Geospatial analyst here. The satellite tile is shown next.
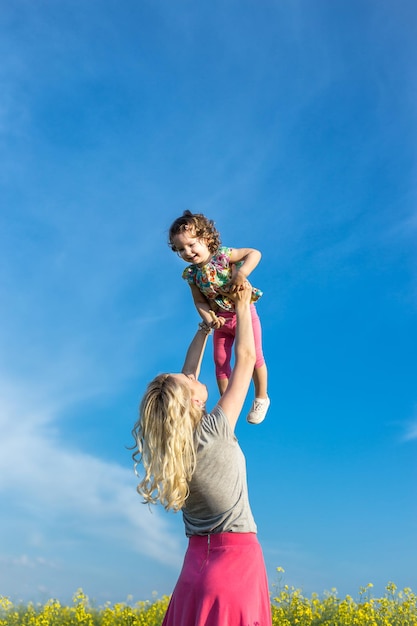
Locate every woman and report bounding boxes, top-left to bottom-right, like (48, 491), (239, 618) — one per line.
(132, 282), (272, 626)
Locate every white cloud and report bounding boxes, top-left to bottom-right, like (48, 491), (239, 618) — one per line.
(0, 555), (58, 570)
(0, 375), (183, 573)
(403, 419), (417, 442)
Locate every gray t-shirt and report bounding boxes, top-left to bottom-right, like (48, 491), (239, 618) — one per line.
(182, 405), (257, 536)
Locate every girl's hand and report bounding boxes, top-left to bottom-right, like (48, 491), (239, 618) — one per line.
(215, 316), (226, 328)
(209, 310), (226, 329)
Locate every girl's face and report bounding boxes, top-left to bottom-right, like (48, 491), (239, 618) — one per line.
(171, 231), (211, 266)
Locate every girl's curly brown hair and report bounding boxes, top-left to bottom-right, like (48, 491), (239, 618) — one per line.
(168, 210), (221, 255)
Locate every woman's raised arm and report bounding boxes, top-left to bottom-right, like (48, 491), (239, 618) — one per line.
(181, 322), (211, 379)
(217, 282), (256, 430)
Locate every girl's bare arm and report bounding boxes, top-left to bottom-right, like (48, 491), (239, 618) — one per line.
(228, 247), (262, 291)
(189, 284), (225, 329)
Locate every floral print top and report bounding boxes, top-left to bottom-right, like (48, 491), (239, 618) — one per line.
(182, 246), (263, 311)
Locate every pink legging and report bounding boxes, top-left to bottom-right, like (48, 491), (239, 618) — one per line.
(213, 304), (265, 380)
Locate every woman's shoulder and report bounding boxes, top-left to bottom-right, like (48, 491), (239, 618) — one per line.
(201, 405), (234, 439)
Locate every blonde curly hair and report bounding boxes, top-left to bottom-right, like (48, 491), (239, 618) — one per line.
(132, 374), (204, 512)
(168, 210), (221, 255)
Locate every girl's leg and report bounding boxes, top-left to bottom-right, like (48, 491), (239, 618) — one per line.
(251, 304), (267, 390)
(247, 306), (270, 424)
(213, 313), (236, 395)
(252, 363), (268, 399)
(217, 377), (229, 395)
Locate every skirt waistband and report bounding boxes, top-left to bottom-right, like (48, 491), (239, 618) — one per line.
(188, 532), (257, 548)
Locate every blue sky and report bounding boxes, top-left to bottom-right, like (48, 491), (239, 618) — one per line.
(1, 0), (416, 607)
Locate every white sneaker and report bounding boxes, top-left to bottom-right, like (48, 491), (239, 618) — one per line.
(246, 396), (270, 425)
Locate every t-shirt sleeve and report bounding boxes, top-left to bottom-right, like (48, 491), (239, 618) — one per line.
(182, 266), (196, 285)
(202, 405), (234, 441)
(218, 246), (233, 261)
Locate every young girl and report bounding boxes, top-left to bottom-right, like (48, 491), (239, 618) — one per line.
(168, 210), (270, 425)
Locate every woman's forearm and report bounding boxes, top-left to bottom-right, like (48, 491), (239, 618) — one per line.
(234, 301), (256, 363)
(181, 324), (211, 378)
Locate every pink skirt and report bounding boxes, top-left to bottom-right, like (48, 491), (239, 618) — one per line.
(162, 532), (272, 626)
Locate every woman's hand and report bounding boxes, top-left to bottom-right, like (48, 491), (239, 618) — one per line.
(226, 280), (253, 305)
(226, 265), (247, 293)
